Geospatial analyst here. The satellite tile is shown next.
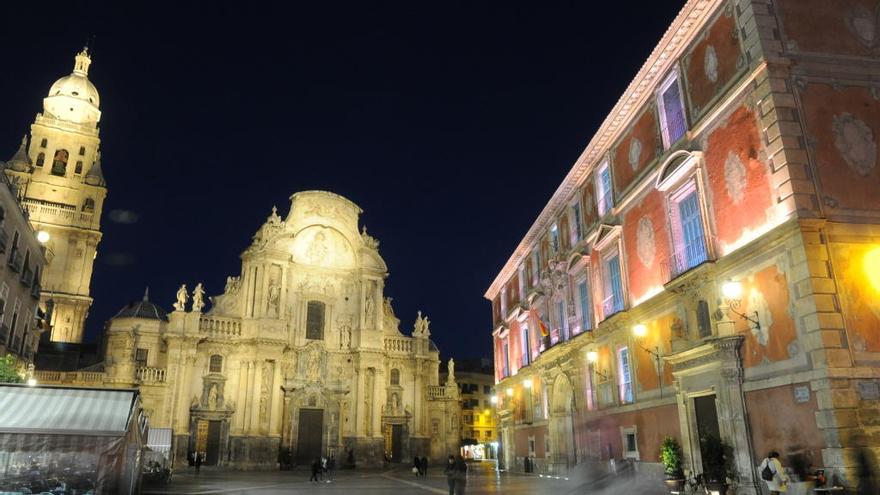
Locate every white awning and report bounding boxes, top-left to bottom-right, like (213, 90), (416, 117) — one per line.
(147, 427), (172, 449)
(0, 385), (138, 436)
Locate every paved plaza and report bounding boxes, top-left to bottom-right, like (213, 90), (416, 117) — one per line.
(143, 461), (668, 495)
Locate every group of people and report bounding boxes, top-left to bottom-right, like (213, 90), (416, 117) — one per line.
(187, 451), (206, 473)
(309, 455), (335, 483)
(412, 455), (428, 476)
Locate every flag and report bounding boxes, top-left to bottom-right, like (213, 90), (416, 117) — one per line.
(530, 309), (549, 337)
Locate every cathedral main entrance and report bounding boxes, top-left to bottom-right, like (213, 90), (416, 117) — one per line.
(296, 409), (324, 463)
(194, 420), (223, 466)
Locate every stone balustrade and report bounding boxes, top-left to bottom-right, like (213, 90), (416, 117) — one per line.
(136, 367), (167, 383)
(199, 316), (242, 337)
(426, 384), (453, 400)
(384, 336), (413, 353)
(34, 370), (105, 384)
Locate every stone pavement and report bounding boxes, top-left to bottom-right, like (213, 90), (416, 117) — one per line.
(142, 461), (669, 494)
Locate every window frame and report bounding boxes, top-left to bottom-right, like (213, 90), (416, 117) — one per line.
(575, 276), (592, 334)
(617, 346), (633, 405)
(305, 300), (326, 340)
(571, 201), (583, 244)
(550, 223), (560, 253)
(656, 70), (688, 149)
(621, 425), (640, 460)
(520, 325), (531, 367)
(595, 161), (613, 217)
(135, 348), (149, 368)
(209, 354), (223, 373)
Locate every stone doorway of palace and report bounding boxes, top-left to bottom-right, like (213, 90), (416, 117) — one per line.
(384, 423), (404, 462)
(549, 374), (576, 472)
(296, 408), (324, 464)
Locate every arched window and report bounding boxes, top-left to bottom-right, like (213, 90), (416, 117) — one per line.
(35, 152), (45, 167)
(78, 146), (86, 156)
(39, 138), (47, 148)
(390, 369), (400, 385)
(306, 300), (325, 340)
(82, 198), (95, 212)
(74, 161), (83, 174)
(51, 149), (68, 176)
(209, 354), (223, 373)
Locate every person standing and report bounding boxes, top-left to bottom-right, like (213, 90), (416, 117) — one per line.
(309, 458), (321, 483)
(444, 455), (456, 495)
(413, 456), (422, 476)
(454, 455), (468, 495)
(759, 451), (790, 494)
(326, 455), (336, 483)
(194, 451), (203, 474)
(420, 455), (428, 477)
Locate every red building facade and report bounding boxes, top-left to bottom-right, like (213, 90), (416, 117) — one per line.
(486, 1), (880, 492)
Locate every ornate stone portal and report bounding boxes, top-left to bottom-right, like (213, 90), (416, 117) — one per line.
(102, 191), (460, 469)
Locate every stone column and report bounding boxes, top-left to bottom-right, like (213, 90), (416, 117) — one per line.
(372, 368), (383, 437)
(281, 388), (293, 449)
(249, 360), (262, 434)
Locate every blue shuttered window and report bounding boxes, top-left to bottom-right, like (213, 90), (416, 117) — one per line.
(578, 281), (592, 331)
(661, 79), (687, 146)
(677, 190), (708, 271)
(606, 255), (624, 315)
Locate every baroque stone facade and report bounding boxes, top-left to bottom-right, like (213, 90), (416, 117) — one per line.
(98, 191), (459, 469)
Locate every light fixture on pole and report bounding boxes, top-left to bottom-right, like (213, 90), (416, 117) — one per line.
(721, 280), (760, 330)
(26, 363), (37, 387)
(505, 387), (514, 397)
(490, 395), (498, 405)
(586, 350), (608, 381)
(523, 378), (533, 389)
(632, 324), (663, 398)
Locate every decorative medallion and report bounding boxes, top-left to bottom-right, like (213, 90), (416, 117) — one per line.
(844, 6), (878, 47)
(628, 138), (643, 172)
(704, 45), (719, 83)
(832, 112), (877, 177)
(723, 151), (747, 204)
(636, 216), (656, 268)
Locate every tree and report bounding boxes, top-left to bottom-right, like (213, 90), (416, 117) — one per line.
(0, 354), (24, 383)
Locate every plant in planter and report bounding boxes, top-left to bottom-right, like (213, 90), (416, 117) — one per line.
(700, 434), (734, 493)
(660, 436), (685, 492)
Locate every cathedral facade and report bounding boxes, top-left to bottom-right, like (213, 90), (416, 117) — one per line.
(101, 191), (460, 468)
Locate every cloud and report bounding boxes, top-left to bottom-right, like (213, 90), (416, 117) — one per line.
(104, 253), (136, 267)
(108, 209), (140, 224)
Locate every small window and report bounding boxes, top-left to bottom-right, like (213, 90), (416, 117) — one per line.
(51, 149), (69, 176)
(35, 152), (45, 167)
(390, 368), (400, 385)
(668, 181), (709, 277)
(521, 325), (531, 367)
(209, 354), (223, 373)
(500, 287), (508, 317)
(658, 73), (688, 148)
(78, 146), (86, 156)
(622, 426), (640, 460)
(39, 139), (47, 148)
(617, 347), (633, 404)
(74, 161), (83, 175)
(518, 266), (526, 301)
(571, 202), (583, 242)
(596, 161), (613, 216)
(135, 348), (148, 368)
(306, 300), (325, 340)
(501, 337), (510, 378)
(550, 224), (560, 252)
(82, 198), (95, 212)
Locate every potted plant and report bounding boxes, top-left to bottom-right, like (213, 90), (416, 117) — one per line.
(700, 434), (733, 494)
(660, 436), (685, 492)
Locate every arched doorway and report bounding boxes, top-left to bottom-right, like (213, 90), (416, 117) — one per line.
(549, 374), (576, 473)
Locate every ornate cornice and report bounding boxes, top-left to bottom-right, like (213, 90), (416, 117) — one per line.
(664, 335), (743, 373)
(485, 0), (724, 300)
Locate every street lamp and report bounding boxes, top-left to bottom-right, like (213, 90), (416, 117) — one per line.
(36, 230), (50, 244)
(632, 324), (663, 398)
(523, 379), (533, 389)
(490, 395), (498, 405)
(506, 387), (513, 397)
(586, 350), (608, 380)
(721, 280), (761, 330)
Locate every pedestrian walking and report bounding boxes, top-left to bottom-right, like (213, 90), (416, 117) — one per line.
(326, 455), (336, 482)
(420, 455), (428, 476)
(309, 458), (321, 482)
(759, 451), (790, 494)
(454, 455), (468, 495)
(444, 455), (456, 495)
(194, 451), (203, 474)
(413, 456), (422, 476)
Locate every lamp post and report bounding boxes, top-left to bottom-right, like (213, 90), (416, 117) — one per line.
(632, 324), (663, 398)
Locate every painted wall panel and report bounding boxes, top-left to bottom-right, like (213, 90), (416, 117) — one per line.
(730, 264), (798, 368)
(704, 106), (775, 254)
(633, 312), (678, 391)
(613, 107), (660, 196)
(622, 190), (671, 304)
(683, 6), (743, 119)
(830, 243), (880, 353)
(777, 0), (880, 58)
(799, 83), (880, 212)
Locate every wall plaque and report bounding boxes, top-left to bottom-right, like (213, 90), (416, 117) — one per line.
(793, 385), (810, 404)
(858, 381), (880, 401)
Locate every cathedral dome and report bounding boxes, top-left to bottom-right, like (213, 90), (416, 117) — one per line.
(113, 289), (168, 321)
(42, 48), (101, 125)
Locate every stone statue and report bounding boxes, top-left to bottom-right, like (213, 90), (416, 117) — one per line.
(174, 284), (188, 311)
(192, 283), (206, 312)
(207, 384), (218, 410)
(447, 358), (456, 383)
(365, 285), (375, 325)
(414, 311), (431, 336)
(307, 348), (321, 381)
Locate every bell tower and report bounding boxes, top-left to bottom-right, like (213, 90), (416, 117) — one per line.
(4, 48), (107, 344)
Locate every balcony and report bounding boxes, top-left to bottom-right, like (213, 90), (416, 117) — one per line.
(7, 251), (22, 273)
(601, 295), (624, 319)
(136, 366), (167, 384)
(660, 235), (715, 284)
(384, 336), (413, 354)
(198, 315), (241, 338)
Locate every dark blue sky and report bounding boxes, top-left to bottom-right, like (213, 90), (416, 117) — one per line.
(0, 1), (682, 360)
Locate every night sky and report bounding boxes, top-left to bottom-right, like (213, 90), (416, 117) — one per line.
(0, 1), (682, 361)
